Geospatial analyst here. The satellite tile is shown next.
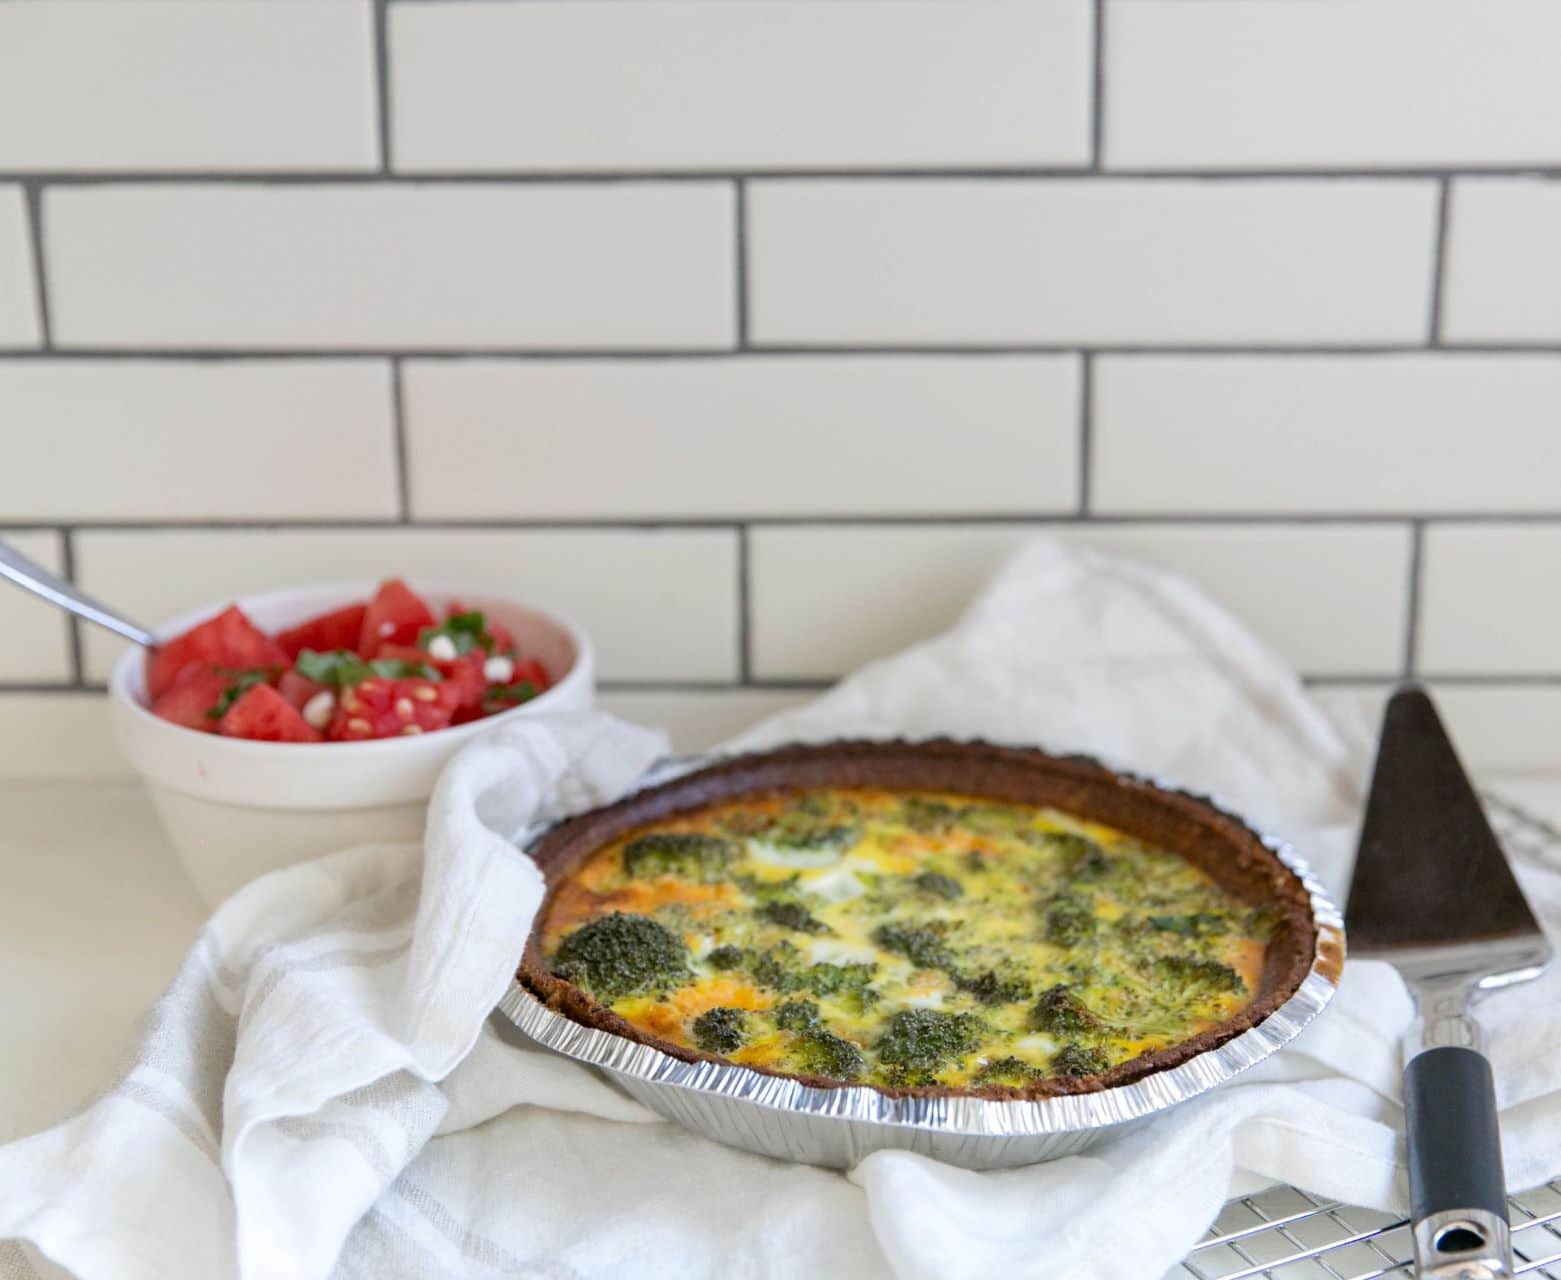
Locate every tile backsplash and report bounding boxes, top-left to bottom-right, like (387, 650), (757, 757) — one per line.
(2, 0), (1560, 774)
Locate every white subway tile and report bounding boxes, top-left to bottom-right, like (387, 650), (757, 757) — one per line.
(1094, 355), (1561, 515)
(76, 529), (738, 683)
(598, 689), (814, 755)
(0, 694), (128, 779)
(0, 361), (396, 520)
(1308, 680), (1561, 775)
(0, 2), (376, 172)
(748, 179), (1436, 345)
(46, 184), (735, 350)
(391, 1), (1091, 172)
(403, 356), (1079, 519)
(1420, 526), (1561, 676)
(1443, 178), (1561, 343)
(751, 524), (1409, 680)
(0, 186), (40, 347)
(0, 531), (72, 682)
(1425, 686), (1561, 775)
(1106, 1), (1561, 170)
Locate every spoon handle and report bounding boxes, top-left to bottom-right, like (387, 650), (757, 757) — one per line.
(0, 538), (156, 648)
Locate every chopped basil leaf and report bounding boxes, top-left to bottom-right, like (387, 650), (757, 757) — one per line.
(205, 669), (271, 720)
(371, 658), (441, 681)
(295, 648), (441, 688)
(417, 610), (493, 656)
(481, 680), (538, 713)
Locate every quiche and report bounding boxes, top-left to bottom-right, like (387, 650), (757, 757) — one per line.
(519, 741), (1320, 1099)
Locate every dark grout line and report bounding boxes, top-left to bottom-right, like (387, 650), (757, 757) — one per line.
(1090, 0), (1106, 170)
(1416, 674), (1561, 688)
(733, 180), (749, 349)
(1301, 674), (1394, 689)
(0, 675), (1552, 697)
(1429, 177), (1452, 345)
(7, 166), (1560, 185)
(389, 359), (411, 520)
(1077, 353), (1094, 513)
(1305, 673), (1561, 690)
(0, 682), (108, 696)
(22, 182), (51, 346)
(1403, 520), (1425, 677)
(9, 513), (1561, 534)
(9, 344), (1561, 361)
(736, 525), (752, 683)
(58, 527), (84, 688)
(373, 0), (393, 173)
(596, 679), (834, 695)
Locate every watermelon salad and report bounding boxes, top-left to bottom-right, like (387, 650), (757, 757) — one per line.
(146, 578), (552, 743)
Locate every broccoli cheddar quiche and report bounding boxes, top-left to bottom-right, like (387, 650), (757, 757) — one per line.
(519, 741), (1320, 1099)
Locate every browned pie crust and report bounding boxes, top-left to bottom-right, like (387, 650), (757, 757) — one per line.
(517, 738), (1320, 1100)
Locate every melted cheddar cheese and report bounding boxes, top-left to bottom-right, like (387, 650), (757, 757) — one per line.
(541, 788), (1273, 1090)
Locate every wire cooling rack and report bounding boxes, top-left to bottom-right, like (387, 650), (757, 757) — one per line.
(1169, 794), (1561, 1280)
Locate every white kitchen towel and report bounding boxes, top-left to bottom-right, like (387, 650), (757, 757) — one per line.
(4, 537), (1560, 1280)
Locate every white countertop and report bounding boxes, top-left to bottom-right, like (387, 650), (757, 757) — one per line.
(4, 774), (1561, 1147)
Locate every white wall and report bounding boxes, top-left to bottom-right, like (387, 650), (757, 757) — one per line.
(2, 0), (1560, 770)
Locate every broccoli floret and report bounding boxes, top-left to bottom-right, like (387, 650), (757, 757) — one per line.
(954, 967), (1032, 1006)
(551, 912), (691, 1001)
(748, 944), (877, 1004)
(1058, 834), (1112, 880)
(899, 797), (958, 834)
(873, 921), (957, 972)
(1050, 1042), (1109, 1078)
(803, 963), (878, 1003)
(793, 1028), (865, 1081)
(1043, 896), (1097, 946)
(706, 944), (745, 970)
(1146, 911), (1231, 938)
(773, 998), (820, 1031)
(912, 871), (964, 900)
(974, 1055), (1043, 1086)
(1030, 984), (1102, 1035)
(1155, 954), (1246, 996)
(691, 1007), (748, 1054)
(875, 1009), (984, 1084)
(622, 832), (739, 882)
(750, 942), (806, 991)
(765, 817), (860, 853)
(757, 899), (831, 935)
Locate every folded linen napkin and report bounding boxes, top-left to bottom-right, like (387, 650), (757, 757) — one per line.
(3, 538), (1559, 1280)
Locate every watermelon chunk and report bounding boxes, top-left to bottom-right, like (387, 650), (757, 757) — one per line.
(147, 606), (286, 701)
(328, 675), (458, 740)
(358, 579), (435, 657)
(277, 669), (327, 712)
(148, 664), (231, 732)
(379, 642), (485, 713)
(217, 684), (324, 742)
(274, 603), (367, 660)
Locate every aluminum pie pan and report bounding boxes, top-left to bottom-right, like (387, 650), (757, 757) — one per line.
(496, 749), (1346, 1171)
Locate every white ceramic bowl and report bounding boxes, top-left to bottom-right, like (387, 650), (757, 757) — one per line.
(110, 581), (594, 906)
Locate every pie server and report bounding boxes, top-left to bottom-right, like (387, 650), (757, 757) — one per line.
(1346, 684), (1552, 1279)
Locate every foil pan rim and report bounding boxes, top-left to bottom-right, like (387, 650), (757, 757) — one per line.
(498, 746), (1345, 1138)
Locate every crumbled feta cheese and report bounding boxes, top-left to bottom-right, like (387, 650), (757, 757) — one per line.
(301, 690), (335, 730)
(483, 655), (514, 683)
(427, 634), (458, 662)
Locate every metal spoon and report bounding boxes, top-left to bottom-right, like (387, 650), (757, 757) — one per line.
(0, 537), (156, 647)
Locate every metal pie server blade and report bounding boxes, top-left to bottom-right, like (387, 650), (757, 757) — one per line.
(1346, 683), (1551, 1280)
